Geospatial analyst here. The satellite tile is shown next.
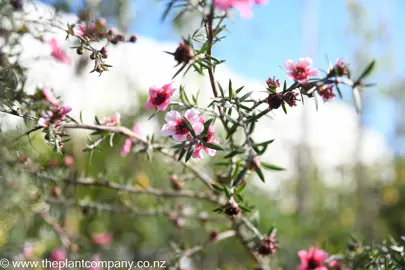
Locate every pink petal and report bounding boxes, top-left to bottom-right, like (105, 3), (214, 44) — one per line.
(173, 134), (187, 142)
(165, 111), (181, 123)
(120, 139), (132, 157)
(192, 122), (204, 135)
(298, 57), (313, 67)
(37, 118), (48, 127)
(308, 68), (320, 76)
(184, 108), (200, 121)
(144, 100), (154, 110)
(192, 144), (204, 159)
(149, 86), (159, 96)
(284, 60), (295, 71)
(133, 123), (141, 135)
(235, 3), (253, 19)
(298, 250), (308, 264)
(205, 147), (217, 157)
(160, 123), (176, 136)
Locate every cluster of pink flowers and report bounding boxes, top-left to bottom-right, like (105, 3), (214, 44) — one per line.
(38, 88), (72, 127)
(297, 247), (342, 270)
(284, 57), (320, 84)
(161, 109), (219, 159)
(121, 122), (141, 157)
(214, 0), (268, 19)
(144, 82), (176, 111)
(46, 38), (72, 65)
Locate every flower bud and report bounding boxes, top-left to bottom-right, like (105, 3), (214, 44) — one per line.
(267, 93), (283, 110)
(100, 46), (108, 59)
(224, 199), (240, 218)
(174, 42), (194, 64)
(169, 175), (184, 191)
(266, 77), (280, 90)
(76, 46), (84, 55)
(209, 230), (220, 242)
(129, 35), (137, 43)
(257, 234), (278, 256)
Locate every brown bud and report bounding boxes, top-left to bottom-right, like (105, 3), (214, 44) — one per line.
(257, 235), (278, 256)
(100, 46), (108, 59)
(169, 175), (184, 191)
(248, 158), (261, 171)
(282, 91), (299, 107)
(174, 42), (194, 64)
(224, 200), (240, 217)
(267, 93), (283, 110)
(209, 230), (220, 242)
(129, 35), (137, 43)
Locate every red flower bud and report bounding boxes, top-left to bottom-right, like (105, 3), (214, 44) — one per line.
(129, 35), (137, 43)
(173, 42), (194, 64)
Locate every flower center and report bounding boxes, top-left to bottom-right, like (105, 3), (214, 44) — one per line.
(175, 120), (189, 135)
(295, 66), (307, 79)
(153, 92), (168, 105)
(307, 258), (320, 269)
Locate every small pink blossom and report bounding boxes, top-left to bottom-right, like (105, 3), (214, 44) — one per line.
(100, 112), (121, 126)
(297, 247), (328, 270)
(42, 88), (60, 106)
(318, 85), (336, 102)
(92, 232), (113, 246)
(214, 0), (267, 19)
(120, 123), (141, 157)
(192, 124), (220, 159)
(51, 248), (66, 261)
(144, 83), (176, 111)
(284, 57), (319, 84)
(64, 155), (74, 167)
(37, 105), (72, 127)
(46, 38), (71, 65)
(160, 109), (204, 142)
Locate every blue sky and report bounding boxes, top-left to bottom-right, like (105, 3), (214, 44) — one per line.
(40, 0), (405, 151)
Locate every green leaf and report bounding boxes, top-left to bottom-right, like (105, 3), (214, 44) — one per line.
(239, 91), (253, 102)
(172, 142), (187, 149)
(224, 149), (245, 159)
(255, 139), (275, 147)
(202, 142), (225, 151)
(224, 186), (231, 199)
(185, 145), (195, 162)
(95, 116), (101, 125)
(261, 162), (284, 171)
(183, 116), (196, 137)
(235, 86), (244, 94)
(203, 118), (215, 134)
(255, 166), (265, 182)
(211, 184), (225, 192)
(357, 59), (376, 82)
(217, 82), (225, 97)
(281, 101), (288, 114)
(239, 205), (252, 213)
(226, 123), (238, 139)
(233, 167), (247, 187)
(228, 79), (233, 99)
(80, 110), (84, 124)
(177, 149), (186, 161)
(236, 183), (247, 194)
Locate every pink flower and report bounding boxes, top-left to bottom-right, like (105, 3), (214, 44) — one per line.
(120, 123), (141, 157)
(37, 105), (71, 127)
(88, 255), (101, 270)
(51, 248), (66, 261)
(284, 57), (319, 84)
(46, 38), (72, 65)
(64, 155), (74, 168)
(100, 112), (121, 126)
(297, 247), (328, 270)
(213, 0), (267, 19)
(42, 88), (60, 106)
(92, 232), (113, 246)
(192, 125), (220, 159)
(144, 83), (176, 111)
(160, 109), (204, 142)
